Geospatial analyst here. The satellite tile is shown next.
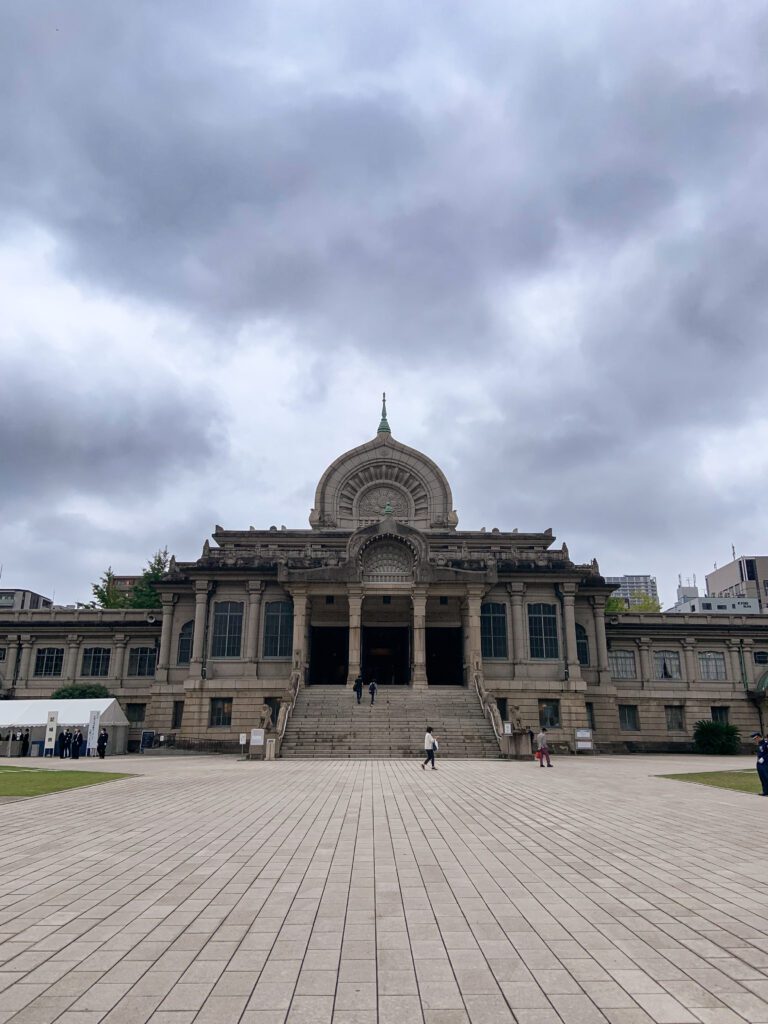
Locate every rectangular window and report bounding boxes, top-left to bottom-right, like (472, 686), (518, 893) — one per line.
(325, 595), (335, 605)
(177, 621), (194, 666)
(0, 647), (6, 661)
(496, 697), (508, 722)
(171, 700), (184, 729)
(585, 702), (596, 732)
(127, 646), (157, 677)
(609, 650), (637, 679)
(34, 647), (64, 677)
(81, 647), (111, 677)
(263, 601), (293, 658)
(698, 651), (727, 681)
(211, 601), (244, 658)
(653, 651), (682, 679)
(528, 603), (559, 659)
(754, 651), (768, 666)
(209, 697), (233, 728)
(126, 703), (146, 724)
(711, 706), (730, 725)
(702, 602), (712, 610)
(665, 705), (684, 731)
(481, 602), (509, 659)
(538, 699), (560, 729)
(619, 704), (640, 731)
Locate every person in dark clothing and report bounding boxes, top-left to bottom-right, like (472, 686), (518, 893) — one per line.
(63, 730), (73, 758)
(20, 730), (30, 757)
(752, 733), (768, 795)
(368, 678), (378, 705)
(58, 730), (67, 759)
(97, 729), (109, 759)
(71, 730), (83, 760)
(353, 676), (364, 705)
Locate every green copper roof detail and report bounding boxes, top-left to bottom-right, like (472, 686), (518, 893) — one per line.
(377, 391), (391, 434)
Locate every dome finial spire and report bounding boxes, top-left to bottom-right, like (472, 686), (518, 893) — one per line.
(377, 391), (391, 434)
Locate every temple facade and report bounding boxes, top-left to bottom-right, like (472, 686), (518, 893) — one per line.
(2, 401), (767, 753)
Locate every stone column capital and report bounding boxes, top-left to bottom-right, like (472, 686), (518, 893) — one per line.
(506, 581), (526, 599)
(247, 580), (266, 596)
(160, 593), (177, 607)
(193, 579), (210, 595)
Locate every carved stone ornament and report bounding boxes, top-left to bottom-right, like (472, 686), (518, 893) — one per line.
(358, 486), (409, 518)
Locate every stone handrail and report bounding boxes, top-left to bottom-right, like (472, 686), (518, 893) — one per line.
(276, 650), (304, 752)
(472, 665), (504, 745)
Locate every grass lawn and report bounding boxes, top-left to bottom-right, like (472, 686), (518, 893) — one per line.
(0, 766), (131, 798)
(660, 769), (763, 795)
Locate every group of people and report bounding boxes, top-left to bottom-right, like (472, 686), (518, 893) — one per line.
(57, 727), (109, 759)
(352, 675), (378, 705)
(3, 730), (31, 756)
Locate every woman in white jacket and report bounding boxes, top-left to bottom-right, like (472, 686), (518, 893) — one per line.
(422, 727), (438, 770)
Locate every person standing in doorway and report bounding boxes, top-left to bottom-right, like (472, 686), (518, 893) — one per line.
(71, 730), (83, 760)
(353, 675), (364, 705)
(536, 727), (553, 767)
(368, 678), (378, 705)
(20, 730), (30, 757)
(97, 729), (109, 760)
(422, 727), (438, 770)
(752, 733), (768, 795)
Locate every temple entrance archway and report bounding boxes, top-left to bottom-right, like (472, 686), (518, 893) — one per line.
(426, 627), (464, 685)
(361, 626), (410, 685)
(309, 627), (349, 685)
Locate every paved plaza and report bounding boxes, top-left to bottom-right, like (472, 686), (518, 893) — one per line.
(1, 755), (768, 1024)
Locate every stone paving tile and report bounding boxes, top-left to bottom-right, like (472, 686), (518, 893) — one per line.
(3, 754), (768, 1023)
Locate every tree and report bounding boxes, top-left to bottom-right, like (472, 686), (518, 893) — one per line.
(92, 568), (129, 609)
(629, 591), (662, 613)
(51, 683), (111, 700)
(605, 595), (628, 614)
(693, 719), (741, 755)
(128, 548), (170, 609)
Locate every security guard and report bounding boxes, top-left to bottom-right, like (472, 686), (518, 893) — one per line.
(751, 733), (768, 796)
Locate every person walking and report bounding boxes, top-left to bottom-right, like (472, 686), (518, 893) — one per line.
(752, 733), (768, 796)
(353, 675), (364, 705)
(422, 727), (438, 770)
(536, 727), (553, 767)
(97, 728), (109, 760)
(368, 678), (378, 706)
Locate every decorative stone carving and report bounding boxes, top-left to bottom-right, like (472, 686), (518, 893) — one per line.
(358, 486), (409, 519)
(361, 539), (414, 582)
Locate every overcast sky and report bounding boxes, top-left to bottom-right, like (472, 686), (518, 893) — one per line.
(2, 1), (767, 607)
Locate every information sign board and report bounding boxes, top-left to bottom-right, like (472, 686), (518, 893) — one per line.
(239, 733), (247, 747)
(503, 722), (512, 735)
(86, 710), (100, 755)
(44, 711), (58, 753)
(250, 728), (265, 746)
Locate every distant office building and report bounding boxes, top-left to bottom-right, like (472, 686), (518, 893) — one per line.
(604, 574), (659, 607)
(665, 584), (761, 615)
(0, 589), (53, 611)
(706, 556), (768, 613)
(113, 575), (140, 597)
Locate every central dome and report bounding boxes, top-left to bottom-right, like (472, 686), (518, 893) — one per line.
(309, 397), (458, 531)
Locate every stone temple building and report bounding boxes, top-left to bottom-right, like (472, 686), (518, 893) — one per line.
(2, 400), (767, 756)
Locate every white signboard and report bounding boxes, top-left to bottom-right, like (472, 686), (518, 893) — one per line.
(503, 722), (512, 735)
(44, 711), (58, 753)
(250, 728), (265, 747)
(239, 733), (247, 747)
(87, 710), (100, 754)
(575, 728), (593, 751)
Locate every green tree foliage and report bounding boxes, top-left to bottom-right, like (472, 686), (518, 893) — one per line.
(693, 719), (741, 755)
(91, 549), (169, 610)
(51, 683), (112, 700)
(605, 595), (628, 613)
(629, 591), (662, 612)
(91, 568), (128, 608)
(128, 548), (169, 609)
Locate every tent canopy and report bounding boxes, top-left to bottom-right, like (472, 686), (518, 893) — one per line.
(0, 698), (129, 728)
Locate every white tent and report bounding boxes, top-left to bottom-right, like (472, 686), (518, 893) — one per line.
(0, 698), (129, 756)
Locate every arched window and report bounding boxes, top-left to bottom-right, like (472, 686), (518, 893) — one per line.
(481, 603), (508, 659)
(653, 650), (682, 679)
(263, 601), (294, 658)
(528, 603), (559, 659)
(575, 623), (589, 666)
(177, 620), (194, 666)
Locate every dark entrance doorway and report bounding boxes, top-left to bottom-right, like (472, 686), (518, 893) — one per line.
(362, 626), (410, 685)
(309, 627), (348, 685)
(426, 627), (464, 685)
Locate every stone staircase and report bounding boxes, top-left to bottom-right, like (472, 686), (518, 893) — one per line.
(280, 685), (501, 759)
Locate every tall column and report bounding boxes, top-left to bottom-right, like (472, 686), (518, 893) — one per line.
(466, 587), (483, 680)
(742, 640), (756, 686)
(64, 635), (80, 683)
(245, 581), (265, 668)
(18, 637), (33, 684)
(638, 638), (652, 687)
(3, 638), (19, 687)
(727, 640), (742, 687)
(593, 600), (610, 682)
(412, 587), (428, 687)
(562, 585), (581, 683)
(289, 588), (309, 684)
(683, 638), (697, 688)
(190, 580), (209, 674)
(156, 595), (175, 682)
(112, 636), (127, 683)
(347, 589), (362, 685)
(508, 583), (526, 669)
